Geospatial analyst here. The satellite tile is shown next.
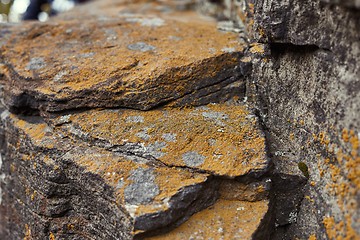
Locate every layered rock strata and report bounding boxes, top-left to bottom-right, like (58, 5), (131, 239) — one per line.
(0, 1), (272, 239)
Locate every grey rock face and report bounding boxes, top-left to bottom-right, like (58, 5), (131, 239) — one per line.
(199, 0), (360, 239)
(321, 0), (360, 9)
(251, 0), (360, 239)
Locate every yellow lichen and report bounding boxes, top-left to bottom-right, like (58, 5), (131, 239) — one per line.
(249, 43), (265, 54)
(290, 133), (295, 141)
(30, 191), (37, 201)
(308, 234), (317, 240)
(24, 224), (31, 240)
(49, 232), (55, 240)
(304, 195), (314, 203)
(57, 103), (266, 177)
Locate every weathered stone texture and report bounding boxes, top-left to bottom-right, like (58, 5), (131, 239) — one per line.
(1, 0), (359, 239)
(198, 0), (359, 239)
(0, 1), (272, 239)
(243, 0), (360, 239)
(0, 101), (272, 239)
(1, 0), (249, 113)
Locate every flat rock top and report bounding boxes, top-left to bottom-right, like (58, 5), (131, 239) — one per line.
(1, 1), (245, 112)
(146, 199), (269, 240)
(53, 102), (268, 178)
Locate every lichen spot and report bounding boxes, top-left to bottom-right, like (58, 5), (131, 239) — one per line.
(126, 115), (144, 123)
(124, 168), (160, 205)
(202, 111), (229, 126)
(202, 111), (229, 121)
(146, 141), (167, 158)
(126, 17), (165, 27)
(136, 130), (151, 141)
(53, 70), (68, 82)
(162, 133), (177, 142)
(127, 42), (156, 52)
(26, 57), (46, 70)
(182, 151), (206, 167)
(168, 36), (182, 41)
(221, 47), (236, 53)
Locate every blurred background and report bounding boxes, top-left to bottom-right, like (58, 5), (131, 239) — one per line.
(0, 0), (78, 22)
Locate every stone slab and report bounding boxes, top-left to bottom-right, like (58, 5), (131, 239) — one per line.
(146, 199), (270, 240)
(51, 102), (268, 178)
(1, 1), (248, 113)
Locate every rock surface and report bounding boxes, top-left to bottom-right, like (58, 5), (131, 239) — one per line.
(146, 199), (270, 240)
(1, 0), (249, 113)
(1, 0), (358, 239)
(0, 1), (272, 239)
(200, 0), (360, 239)
(50, 103), (268, 177)
(251, 1), (360, 239)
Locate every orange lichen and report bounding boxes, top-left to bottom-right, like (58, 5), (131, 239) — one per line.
(314, 128), (360, 239)
(69, 147), (209, 222)
(342, 129), (350, 143)
(308, 234), (317, 240)
(49, 232), (55, 240)
(56, 103), (267, 177)
(318, 132), (330, 146)
(249, 43), (265, 54)
(24, 224), (31, 240)
(3, 11), (245, 108)
(11, 115), (56, 150)
(323, 216), (359, 240)
(145, 199), (269, 240)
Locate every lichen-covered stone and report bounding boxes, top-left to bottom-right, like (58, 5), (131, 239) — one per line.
(51, 103), (268, 178)
(0, 110), (219, 238)
(0, 1), (272, 239)
(198, 0), (359, 239)
(0, 101), (272, 239)
(0, 0), (249, 113)
(236, 0), (360, 239)
(146, 199), (270, 240)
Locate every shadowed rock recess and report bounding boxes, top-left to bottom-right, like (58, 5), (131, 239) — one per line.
(0, 1), (272, 239)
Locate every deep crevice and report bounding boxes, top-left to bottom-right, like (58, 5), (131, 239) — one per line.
(269, 42), (331, 56)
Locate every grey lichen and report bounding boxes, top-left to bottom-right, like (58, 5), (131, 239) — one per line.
(26, 57), (46, 70)
(124, 168), (159, 205)
(127, 42), (156, 52)
(182, 151), (206, 167)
